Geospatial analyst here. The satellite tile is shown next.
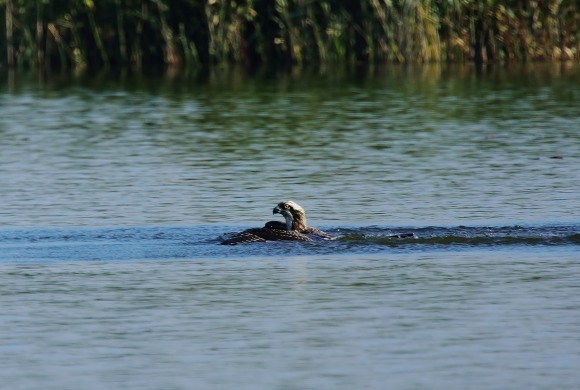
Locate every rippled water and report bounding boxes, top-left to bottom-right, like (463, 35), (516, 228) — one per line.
(1, 251), (579, 389)
(0, 64), (579, 389)
(1, 65), (578, 227)
(0, 224), (578, 262)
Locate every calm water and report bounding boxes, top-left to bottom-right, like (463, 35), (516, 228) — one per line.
(0, 64), (579, 389)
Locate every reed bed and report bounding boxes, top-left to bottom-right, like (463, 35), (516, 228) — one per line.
(1, 0), (578, 69)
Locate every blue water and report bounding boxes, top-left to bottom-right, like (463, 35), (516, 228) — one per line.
(0, 224), (578, 262)
(1, 250), (579, 389)
(0, 65), (579, 389)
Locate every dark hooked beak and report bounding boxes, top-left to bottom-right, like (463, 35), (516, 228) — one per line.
(273, 205), (294, 231)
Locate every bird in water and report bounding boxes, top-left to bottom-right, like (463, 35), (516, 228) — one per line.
(221, 200), (332, 245)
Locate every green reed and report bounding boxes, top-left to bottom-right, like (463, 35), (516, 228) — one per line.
(1, 0), (578, 69)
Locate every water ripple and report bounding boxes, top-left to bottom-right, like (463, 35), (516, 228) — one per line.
(0, 224), (576, 262)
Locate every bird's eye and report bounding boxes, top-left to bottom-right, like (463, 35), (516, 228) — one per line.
(283, 204), (290, 209)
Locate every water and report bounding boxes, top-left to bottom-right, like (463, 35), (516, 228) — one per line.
(1, 65), (578, 227)
(0, 64), (579, 389)
(1, 252), (579, 389)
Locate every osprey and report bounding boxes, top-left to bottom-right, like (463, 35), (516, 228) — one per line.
(221, 200), (332, 245)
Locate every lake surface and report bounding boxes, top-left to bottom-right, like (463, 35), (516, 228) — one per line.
(0, 64), (579, 389)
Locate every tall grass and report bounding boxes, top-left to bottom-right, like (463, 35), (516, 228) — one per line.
(1, 0), (578, 69)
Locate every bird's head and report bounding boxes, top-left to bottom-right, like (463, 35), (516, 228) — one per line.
(273, 200), (307, 231)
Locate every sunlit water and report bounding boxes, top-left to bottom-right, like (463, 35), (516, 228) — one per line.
(0, 64), (579, 389)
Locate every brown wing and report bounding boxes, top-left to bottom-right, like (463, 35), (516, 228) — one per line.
(302, 226), (333, 240)
(220, 231), (268, 245)
(264, 221), (287, 230)
(221, 228), (313, 245)
(265, 220), (332, 240)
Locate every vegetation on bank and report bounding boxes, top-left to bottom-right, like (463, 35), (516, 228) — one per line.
(1, 0), (578, 69)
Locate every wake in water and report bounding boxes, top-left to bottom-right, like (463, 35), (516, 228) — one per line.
(0, 224), (577, 262)
(334, 225), (580, 247)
